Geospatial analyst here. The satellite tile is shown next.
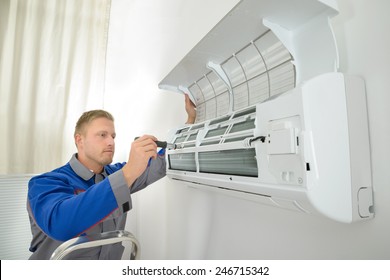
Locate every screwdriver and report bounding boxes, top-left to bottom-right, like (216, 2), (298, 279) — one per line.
(134, 137), (176, 150)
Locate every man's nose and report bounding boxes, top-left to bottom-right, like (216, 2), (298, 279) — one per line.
(107, 136), (115, 146)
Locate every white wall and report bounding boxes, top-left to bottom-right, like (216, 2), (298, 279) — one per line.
(105, 0), (390, 259)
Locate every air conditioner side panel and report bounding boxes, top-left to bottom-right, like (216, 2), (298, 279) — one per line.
(301, 73), (373, 222)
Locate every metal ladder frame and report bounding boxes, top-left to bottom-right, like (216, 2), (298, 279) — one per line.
(50, 230), (140, 260)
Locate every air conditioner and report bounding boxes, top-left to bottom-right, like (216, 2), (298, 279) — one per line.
(158, 0), (373, 223)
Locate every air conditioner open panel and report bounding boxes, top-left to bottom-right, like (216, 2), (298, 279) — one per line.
(159, 0), (373, 223)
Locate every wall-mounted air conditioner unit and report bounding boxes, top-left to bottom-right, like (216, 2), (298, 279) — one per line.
(158, 0), (373, 223)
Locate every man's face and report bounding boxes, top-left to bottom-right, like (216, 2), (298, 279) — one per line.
(76, 117), (116, 170)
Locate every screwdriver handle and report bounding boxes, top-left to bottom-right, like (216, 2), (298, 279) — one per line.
(154, 140), (167, 149)
(134, 137), (175, 149)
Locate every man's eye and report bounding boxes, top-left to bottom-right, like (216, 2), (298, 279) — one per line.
(100, 133), (107, 137)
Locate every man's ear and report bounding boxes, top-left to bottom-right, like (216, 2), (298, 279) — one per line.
(75, 134), (83, 148)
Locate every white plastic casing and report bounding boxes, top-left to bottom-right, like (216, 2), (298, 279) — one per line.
(160, 0), (374, 223)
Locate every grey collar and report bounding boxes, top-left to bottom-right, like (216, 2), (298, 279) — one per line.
(69, 153), (107, 181)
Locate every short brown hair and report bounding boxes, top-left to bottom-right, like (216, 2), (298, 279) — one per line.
(74, 109), (114, 136)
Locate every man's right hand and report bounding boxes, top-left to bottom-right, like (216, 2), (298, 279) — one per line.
(122, 135), (158, 187)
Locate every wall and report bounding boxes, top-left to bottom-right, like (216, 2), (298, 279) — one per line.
(105, 0), (390, 259)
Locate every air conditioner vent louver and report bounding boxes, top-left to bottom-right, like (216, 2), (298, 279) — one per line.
(199, 149), (258, 177)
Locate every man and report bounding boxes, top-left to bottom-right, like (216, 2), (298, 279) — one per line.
(27, 96), (196, 259)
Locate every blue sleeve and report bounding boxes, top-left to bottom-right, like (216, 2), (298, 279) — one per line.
(28, 172), (121, 241)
